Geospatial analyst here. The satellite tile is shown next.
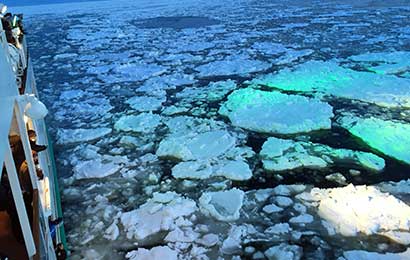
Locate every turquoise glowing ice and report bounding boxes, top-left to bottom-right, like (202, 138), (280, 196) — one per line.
(340, 116), (410, 164)
(219, 88), (333, 134)
(251, 60), (410, 108)
(350, 51), (410, 75)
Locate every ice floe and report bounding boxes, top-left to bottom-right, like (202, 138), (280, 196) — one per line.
(251, 60), (410, 108)
(343, 248), (410, 260)
(120, 192), (197, 240)
(260, 137), (385, 172)
(195, 55), (271, 77)
(156, 130), (236, 161)
(175, 80), (237, 103)
(126, 95), (166, 112)
(57, 127), (112, 144)
(73, 158), (120, 179)
(199, 188), (244, 221)
(251, 42), (289, 55)
(126, 246), (178, 260)
(350, 51), (410, 76)
(339, 116), (410, 164)
(113, 62), (167, 81)
(311, 185), (410, 238)
(220, 88), (333, 134)
(114, 113), (162, 133)
(264, 243), (303, 260)
(172, 159), (252, 181)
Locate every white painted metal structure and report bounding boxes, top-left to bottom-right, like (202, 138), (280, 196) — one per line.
(1, 16), (60, 260)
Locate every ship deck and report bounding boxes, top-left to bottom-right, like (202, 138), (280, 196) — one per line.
(0, 210), (28, 260)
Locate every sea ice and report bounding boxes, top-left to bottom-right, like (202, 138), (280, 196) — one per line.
(343, 248), (410, 260)
(311, 185), (410, 237)
(57, 128), (112, 144)
(264, 243), (303, 260)
(265, 223), (291, 235)
(126, 246), (178, 260)
(197, 233), (219, 247)
(251, 42), (288, 55)
(163, 116), (227, 137)
(176, 80), (237, 103)
(171, 160), (252, 181)
(339, 116), (410, 164)
(219, 88), (333, 134)
(126, 95), (166, 112)
(350, 51), (410, 75)
(260, 137), (385, 172)
(262, 204), (283, 214)
(114, 113), (161, 133)
(120, 192), (197, 240)
(73, 158), (120, 179)
(289, 214), (314, 224)
(156, 130), (236, 161)
(113, 62), (167, 81)
(199, 188), (245, 221)
(251, 60), (410, 108)
(196, 55), (271, 77)
(221, 225), (253, 255)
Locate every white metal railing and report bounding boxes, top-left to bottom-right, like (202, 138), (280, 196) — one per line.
(3, 135), (37, 257)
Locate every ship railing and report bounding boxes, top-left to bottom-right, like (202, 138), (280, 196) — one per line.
(1, 20), (59, 259)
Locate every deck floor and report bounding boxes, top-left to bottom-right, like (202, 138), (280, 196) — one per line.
(0, 211), (28, 260)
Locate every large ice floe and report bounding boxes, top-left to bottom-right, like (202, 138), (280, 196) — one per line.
(219, 88), (334, 134)
(339, 116), (410, 164)
(349, 51), (410, 76)
(251, 60), (410, 108)
(260, 137), (385, 172)
(304, 185), (410, 241)
(343, 248), (410, 260)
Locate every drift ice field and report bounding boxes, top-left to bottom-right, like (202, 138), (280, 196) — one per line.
(15, 0), (410, 259)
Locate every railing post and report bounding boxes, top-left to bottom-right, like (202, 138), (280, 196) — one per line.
(14, 101), (38, 190)
(4, 141), (36, 257)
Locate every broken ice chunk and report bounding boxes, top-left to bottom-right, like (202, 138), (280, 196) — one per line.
(199, 188), (244, 222)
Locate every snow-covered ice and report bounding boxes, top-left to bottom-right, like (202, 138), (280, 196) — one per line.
(312, 185), (410, 237)
(126, 246), (178, 260)
(120, 192), (197, 240)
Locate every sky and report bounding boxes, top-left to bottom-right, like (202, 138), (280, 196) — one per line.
(2, 0), (102, 7)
